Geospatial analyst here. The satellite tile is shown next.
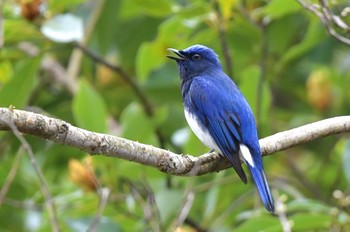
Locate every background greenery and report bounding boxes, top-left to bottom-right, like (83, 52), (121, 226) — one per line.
(1, 0), (350, 231)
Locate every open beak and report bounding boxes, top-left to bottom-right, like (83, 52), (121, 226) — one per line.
(166, 48), (186, 61)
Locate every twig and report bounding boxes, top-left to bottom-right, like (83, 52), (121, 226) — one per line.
(171, 188), (195, 231)
(1, 108), (60, 232)
(297, 0), (350, 46)
(66, 0), (106, 93)
(212, 0), (234, 78)
(0, 150), (24, 207)
(74, 42), (155, 118)
(286, 154), (324, 200)
(274, 192), (292, 232)
(3, 198), (42, 210)
(0, 108), (350, 176)
(184, 218), (207, 232)
(87, 187), (111, 232)
(256, 23), (268, 127)
(126, 180), (161, 231)
(74, 43), (167, 148)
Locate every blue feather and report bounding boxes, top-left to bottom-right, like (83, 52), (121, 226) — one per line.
(168, 44), (275, 213)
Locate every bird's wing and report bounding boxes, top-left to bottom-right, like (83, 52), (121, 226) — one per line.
(188, 78), (248, 183)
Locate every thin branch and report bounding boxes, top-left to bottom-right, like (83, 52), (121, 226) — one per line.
(3, 198), (42, 211)
(297, 0), (350, 46)
(171, 187), (195, 231)
(87, 187), (111, 232)
(0, 108), (350, 176)
(66, 0), (106, 93)
(274, 192), (292, 232)
(1, 108), (60, 232)
(74, 43), (167, 148)
(256, 23), (268, 128)
(74, 42), (154, 118)
(184, 218), (207, 232)
(212, 0), (234, 78)
(0, 150), (24, 208)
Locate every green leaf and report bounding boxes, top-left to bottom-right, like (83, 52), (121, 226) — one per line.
(239, 65), (271, 128)
(136, 42), (164, 82)
(121, 0), (172, 18)
(290, 213), (332, 231)
(119, 102), (158, 146)
(48, 0), (86, 13)
(4, 19), (43, 43)
(66, 217), (121, 232)
(287, 199), (332, 213)
(234, 216), (281, 232)
(0, 60), (13, 84)
(276, 18), (325, 72)
(260, 0), (301, 19)
(72, 81), (108, 133)
(155, 189), (183, 224)
(0, 58), (40, 108)
(204, 183), (220, 219)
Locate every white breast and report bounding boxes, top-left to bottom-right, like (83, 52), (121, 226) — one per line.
(184, 109), (220, 151)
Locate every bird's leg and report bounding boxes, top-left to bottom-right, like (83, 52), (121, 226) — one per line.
(207, 149), (225, 158)
(204, 149), (215, 155)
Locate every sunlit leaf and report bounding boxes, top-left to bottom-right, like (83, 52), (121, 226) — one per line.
(218, 0), (237, 21)
(4, 19), (43, 43)
(121, 0), (172, 17)
(48, 0), (86, 13)
(0, 61), (13, 84)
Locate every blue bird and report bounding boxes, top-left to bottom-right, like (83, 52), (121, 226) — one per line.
(167, 45), (274, 213)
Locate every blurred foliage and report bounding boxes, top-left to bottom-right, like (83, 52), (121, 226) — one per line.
(1, 0), (350, 231)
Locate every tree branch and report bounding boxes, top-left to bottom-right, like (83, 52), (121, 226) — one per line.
(1, 108), (350, 176)
(298, 0), (350, 46)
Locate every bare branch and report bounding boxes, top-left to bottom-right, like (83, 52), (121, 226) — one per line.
(0, 150), (24, 208)
(87, 187), (111, 232)
(2, 108), (60, 232)
(1, 108), (350, 176)
(298, 0), (350, 46)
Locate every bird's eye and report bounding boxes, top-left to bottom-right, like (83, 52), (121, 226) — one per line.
(192, 54), (201, 60)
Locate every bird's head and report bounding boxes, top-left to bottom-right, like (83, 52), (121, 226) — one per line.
(167, 44), (222, 80)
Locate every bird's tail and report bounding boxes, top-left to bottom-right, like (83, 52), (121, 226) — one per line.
(240, 145), (274, 213)
(249, 165), (275, 213)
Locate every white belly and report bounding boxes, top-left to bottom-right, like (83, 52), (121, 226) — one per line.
(184, 109), (255, 168)
(184, 109), (220, 151)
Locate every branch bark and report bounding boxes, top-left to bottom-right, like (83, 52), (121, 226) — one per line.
(1, 107), (350, 176)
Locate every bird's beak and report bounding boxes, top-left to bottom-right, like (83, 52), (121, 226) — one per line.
(166, 48), (186, 61)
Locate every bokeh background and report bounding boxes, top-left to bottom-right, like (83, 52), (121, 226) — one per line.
(1, 0), (350, 231)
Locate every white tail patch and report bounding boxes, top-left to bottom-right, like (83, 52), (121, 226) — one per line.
(240, 144), (255, 168)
